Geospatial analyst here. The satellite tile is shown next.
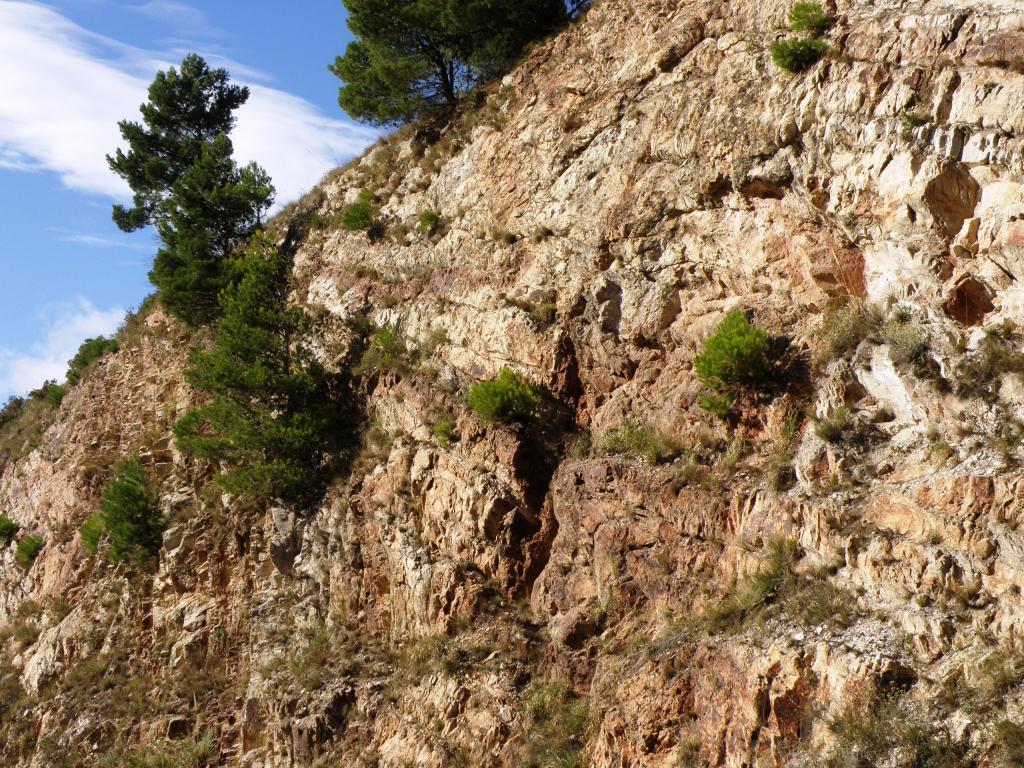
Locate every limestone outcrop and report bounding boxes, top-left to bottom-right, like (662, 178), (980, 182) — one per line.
(9, 0), (1024, 765)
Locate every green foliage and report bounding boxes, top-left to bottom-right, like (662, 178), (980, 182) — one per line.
(174, 233), (336, 503)
(518, 681), (589, 768)
(788, 2), (833, 33)
(79, 512), (105, 557)
(0, 397), (25, 429)
(770, 38), (828, 72)
(107, 54), (274, 326)
(32, 380), (66, 408)
(0, 514), (19, 544)
(702, 540), (858, 633)
(343, 189), (376, 232)
(901, 112), (927, 130)
(66, 336), (119, 385)
(697, 392), (734, 418)
(99, 456), (164, 565)
(417, 209), (441, 233)
(15, 535), (43, 566)
(330, 0), (567, 125)
(467, 367), (540, 423)
(432, 419), (457, 447)
(354, 324), (410, 376)
(695, 311), (771, 390)
(995, 720), (1024, 767)
(600, 422), (680, 464)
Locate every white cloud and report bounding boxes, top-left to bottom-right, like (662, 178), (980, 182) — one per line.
(0, 299), (125, 399)
(0, 1), (377, 204)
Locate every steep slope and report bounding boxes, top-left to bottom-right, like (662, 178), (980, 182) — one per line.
(7, 0), (1024, 765)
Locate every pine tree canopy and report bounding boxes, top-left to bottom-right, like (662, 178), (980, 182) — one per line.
(107, 54), (274, 327)
(330, 0), (567, 125)
(173, 232), (336, 504)
(100, 456), (165, 565)
(107, 53), (250, 232)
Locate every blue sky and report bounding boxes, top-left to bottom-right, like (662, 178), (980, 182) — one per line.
(0, 1), (379, 399)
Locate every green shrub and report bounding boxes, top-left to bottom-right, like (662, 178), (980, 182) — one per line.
(66, 336), (119, 385)
(417, 209), (441, 233)
(771, 38), (828, 72)
(705, 540), (793, 632)
(694, 310), (771, 389)
(15, 535), (43, 566)
(343, 190), (376, 231)
(79, 512), (105, 556)
(788, 2), (833, 33)
(600, 422), (680, 464)
(100, 456), (165, 565)
(0, 397), (25, 428)
(0, 514), (19, 544)
(901, 112), (927, 131)
(816, 300), (885, 366)
(354, 324), (410, 377)
(30, 379), (66, 408)
(996, 720), (1024, 766)
(433, 420), (457, 447)
(468, 367), (540, 423)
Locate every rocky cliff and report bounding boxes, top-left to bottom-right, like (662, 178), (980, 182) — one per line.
(7, 0), (1024, 765)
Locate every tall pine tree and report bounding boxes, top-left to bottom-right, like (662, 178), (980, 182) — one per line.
(173, 232), (335, 504)
(108, 54), (274, 326)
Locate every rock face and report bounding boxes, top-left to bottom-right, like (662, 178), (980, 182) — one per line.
(11, 0), (1024, 765)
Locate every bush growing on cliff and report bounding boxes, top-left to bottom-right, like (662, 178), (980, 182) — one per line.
(354, 324), (410, 377)
(174, 232), (336, 504)
(330, 0), (568, 125)
(468, 367), (540, 423)
(788, 2), (833, 33)
(771, 38), (828, 72)
(0, 397), (25, 429)
(99, 456), (165, 565)
(79, 512), (105, 557)
(694, 310), (772, 417)
(695, 311), (771, 389)
(67, 336), (119, 385)
(0, 514), (18, 545)
(343, 190), (376, 232)
(15, 535), (43, 566)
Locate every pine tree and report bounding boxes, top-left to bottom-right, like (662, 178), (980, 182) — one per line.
(100, 456), (165, 565)
(173, 232), (335, 504)
(107, 54), (249, 232)
(330, 0), (567, 125)
(107, 54), (274, 326)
